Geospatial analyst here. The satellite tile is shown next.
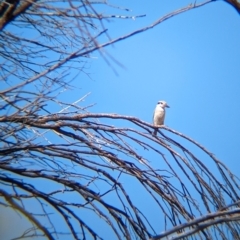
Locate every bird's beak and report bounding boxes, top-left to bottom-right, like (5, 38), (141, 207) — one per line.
(166, 104), (170, 108)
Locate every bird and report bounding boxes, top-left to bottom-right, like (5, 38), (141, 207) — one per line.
(153, 100), (170, 135)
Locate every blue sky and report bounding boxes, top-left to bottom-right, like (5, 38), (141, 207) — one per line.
(1, 1), (240, 239)
(78, 0), (240, 174)
(65, 1), (240, 237)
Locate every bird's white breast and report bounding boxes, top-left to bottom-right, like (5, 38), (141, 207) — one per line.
(153, 106), (165, 125)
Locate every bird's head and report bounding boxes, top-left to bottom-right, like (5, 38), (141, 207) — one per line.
(157, 100), (170, 108)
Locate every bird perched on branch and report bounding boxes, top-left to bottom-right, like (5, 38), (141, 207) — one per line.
(153, 100), (170, 135)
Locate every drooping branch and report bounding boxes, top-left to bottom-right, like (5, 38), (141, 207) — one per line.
(1, 108), (239, 239)
(1, 0), (239, 239)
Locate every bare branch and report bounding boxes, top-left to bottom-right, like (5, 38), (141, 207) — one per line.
(1, 0), (239, 239)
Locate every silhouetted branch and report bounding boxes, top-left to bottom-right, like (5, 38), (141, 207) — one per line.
(1, 0), (239, 239)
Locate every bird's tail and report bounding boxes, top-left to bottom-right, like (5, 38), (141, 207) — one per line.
(153, 129), (157, 136)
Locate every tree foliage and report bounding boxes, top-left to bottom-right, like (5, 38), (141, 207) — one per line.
(0, 1), (240, 239)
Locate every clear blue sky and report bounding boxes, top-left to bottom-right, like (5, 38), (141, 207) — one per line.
(1, 1), (240, 239)
(79, 0), (240, 174)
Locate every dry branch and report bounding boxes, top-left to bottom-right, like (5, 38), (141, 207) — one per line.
(0, 0), (239, 239)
